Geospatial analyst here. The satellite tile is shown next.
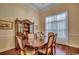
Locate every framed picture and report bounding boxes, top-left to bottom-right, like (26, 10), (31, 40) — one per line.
(0, 20), (13, 29)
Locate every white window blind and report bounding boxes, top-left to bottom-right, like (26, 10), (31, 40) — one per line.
(45, 11), (68, 41)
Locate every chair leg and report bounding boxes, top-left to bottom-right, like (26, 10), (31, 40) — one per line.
(34, 48), (39, 55)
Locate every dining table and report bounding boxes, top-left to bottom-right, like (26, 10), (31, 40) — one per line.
(25, 39), (47, 54)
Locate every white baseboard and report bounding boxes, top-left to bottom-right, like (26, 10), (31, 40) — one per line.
(67, 44), (79, 48)
(0, 46), (15, 53)
(57, 42), (79, 48)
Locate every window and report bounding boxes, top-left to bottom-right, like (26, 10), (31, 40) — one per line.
(45, 11), (68, 41)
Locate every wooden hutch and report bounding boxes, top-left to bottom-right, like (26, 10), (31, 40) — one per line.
(15, 18), (34, 49)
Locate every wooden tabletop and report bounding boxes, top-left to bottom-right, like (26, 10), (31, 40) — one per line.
(26, 40), (47, 48)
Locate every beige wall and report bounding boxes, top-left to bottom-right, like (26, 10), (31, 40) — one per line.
(0, 3), (40, 52)
(39, 4), (79, 47)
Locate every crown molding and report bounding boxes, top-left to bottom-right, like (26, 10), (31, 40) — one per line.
(26, 3), (62, 12)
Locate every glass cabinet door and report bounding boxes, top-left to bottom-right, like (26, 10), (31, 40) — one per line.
(30, 24), (34, 33)
(18, 23), (23, 33)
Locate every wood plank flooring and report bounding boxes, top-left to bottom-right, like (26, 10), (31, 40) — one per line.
(0, 44), (79, 55)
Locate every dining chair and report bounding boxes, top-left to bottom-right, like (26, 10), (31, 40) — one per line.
(16, 33), (37, 55)
(38, 32), (57, 55)
(23, 33), (37, 55)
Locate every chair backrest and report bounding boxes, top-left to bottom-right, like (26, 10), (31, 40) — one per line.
(28, 33), (35, 44)
(46, 32), (55, 55)
(16, 36), (23, 50)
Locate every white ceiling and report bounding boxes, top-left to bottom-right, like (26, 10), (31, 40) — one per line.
(27, 3), (61, 11)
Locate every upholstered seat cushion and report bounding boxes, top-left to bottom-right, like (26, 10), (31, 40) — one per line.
(38, 48), (51, 55)
(25, 49), (35, 55)
(20, 49), (35, 55)
(28, 33), (35, 45)
(22, 47), (36, 55)
(38, 48), (46, 54)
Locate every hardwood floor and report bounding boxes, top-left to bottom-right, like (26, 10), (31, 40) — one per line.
(0, 44), (79, 55)
(56, 44), (79, 55)
(0, 48), (19, 55)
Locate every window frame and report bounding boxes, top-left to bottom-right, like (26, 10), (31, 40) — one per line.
(45, 11), (69, 41)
